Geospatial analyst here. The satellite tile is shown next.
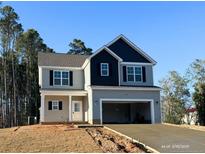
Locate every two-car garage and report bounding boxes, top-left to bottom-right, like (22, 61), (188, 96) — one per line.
(100, 99), (155, 124)
(91, 88), (161, 124)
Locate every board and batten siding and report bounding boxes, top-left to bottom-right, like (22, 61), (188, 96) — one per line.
(40, 67), (84, 89)
(120, 64), (154, 86)
(90, 49), (119, 86)
(108, 38), (151, 63)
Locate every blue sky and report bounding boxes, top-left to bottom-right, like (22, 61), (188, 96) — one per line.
(2, 1), (205, 85)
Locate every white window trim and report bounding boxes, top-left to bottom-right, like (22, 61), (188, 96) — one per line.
(100, 63), (109, 76)
(53, 70), (69, 86)
(52, 100), (59, 110)
(126, 66), (142, 82)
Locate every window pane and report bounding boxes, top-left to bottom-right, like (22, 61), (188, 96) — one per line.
(54, 79), (61, 85)
(102, 70), (108, 76)
(74, 103), (80, 112)
(135, 75), (141, 81)
(62, 72), (68, 78)
(102, 64), (108, 69)
(53, 106), (58, 110)
(62, 79), (68, 85)
(53, 102), (58, 106)
(54, 71), (61, 78)
(127, 67), (134, 74)
(128, 75), (134, 81)
(135, 67), (141, 74)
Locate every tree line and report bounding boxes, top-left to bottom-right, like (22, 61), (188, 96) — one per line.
(160, 59), (205, 125)
(0, 5), (92, 128)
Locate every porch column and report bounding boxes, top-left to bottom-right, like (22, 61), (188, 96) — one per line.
(40, 93), (45, 122)
(69, 95), (72, 122)
(150, 100), (155, 124)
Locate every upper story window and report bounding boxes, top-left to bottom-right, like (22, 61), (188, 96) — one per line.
(127, 66), (142, 82)
(101, 63), (109, 76)
(54, 70), (69, 86)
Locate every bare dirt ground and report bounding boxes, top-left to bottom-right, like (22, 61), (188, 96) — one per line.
(86, 127), (146, 153)
(0, 124), (102, 153)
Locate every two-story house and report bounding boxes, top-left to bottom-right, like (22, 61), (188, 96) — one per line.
(38, 35), (161, 124)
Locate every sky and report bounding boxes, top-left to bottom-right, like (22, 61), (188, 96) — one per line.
(2, 1), (205, 86)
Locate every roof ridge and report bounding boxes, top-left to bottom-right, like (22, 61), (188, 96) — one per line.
(38, 52), (90, 57)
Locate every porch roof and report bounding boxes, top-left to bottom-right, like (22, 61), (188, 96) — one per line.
(40, 89), (87, 96)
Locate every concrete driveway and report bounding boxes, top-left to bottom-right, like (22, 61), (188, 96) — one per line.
(106, 124), (205, 153)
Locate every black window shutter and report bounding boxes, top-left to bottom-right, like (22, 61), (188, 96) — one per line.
(123, 66), (127, 82)
(48, 101), (52, 110)
(98, 63), (101, 76)
(49, 70), (53, 86)
(142, 66), (146, 82)
(108, 63), (111, 76)
(70, 71), (73, 86)
(59, 101), (62, 110)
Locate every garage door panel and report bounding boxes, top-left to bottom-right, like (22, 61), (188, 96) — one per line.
(102, 102), (151, 124)
(103, 103), (130, 123)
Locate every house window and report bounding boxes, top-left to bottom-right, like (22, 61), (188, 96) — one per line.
(135, 67), (142, 82)
(52, 101), (59, 110)
(54, 71), (61, 85)
(127, 66), (142, 82)
(101, 63), (109, 76)
(127, 67), (134, 81)
(74, 103), (80, 112)
(62, 72), (69, 85)
(54, 70), (69, 86)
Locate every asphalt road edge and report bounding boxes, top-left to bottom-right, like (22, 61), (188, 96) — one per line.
(104, 126), (160, 153)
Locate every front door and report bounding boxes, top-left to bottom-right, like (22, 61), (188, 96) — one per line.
(72, 101), (83, 121)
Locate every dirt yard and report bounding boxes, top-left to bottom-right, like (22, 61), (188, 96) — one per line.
(0, 124), (102, 153)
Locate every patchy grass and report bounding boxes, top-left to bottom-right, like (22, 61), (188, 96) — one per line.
(0, 124), (102, 153)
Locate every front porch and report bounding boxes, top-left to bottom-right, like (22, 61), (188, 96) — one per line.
(40, 90), (88, 123)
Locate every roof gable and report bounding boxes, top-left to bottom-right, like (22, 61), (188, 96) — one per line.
(88, 46), (123, 62)
(107, 35), (156, 64)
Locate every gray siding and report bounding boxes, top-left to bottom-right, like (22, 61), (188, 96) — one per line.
(41, 67), (84, 90)
(91, 89), (161, 124)
(120, 64), (153, 86)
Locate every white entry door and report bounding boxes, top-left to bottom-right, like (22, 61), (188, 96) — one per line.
(72, 101), (83, 121)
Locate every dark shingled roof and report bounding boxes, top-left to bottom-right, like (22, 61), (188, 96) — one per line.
(38, 52), (89, 67)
